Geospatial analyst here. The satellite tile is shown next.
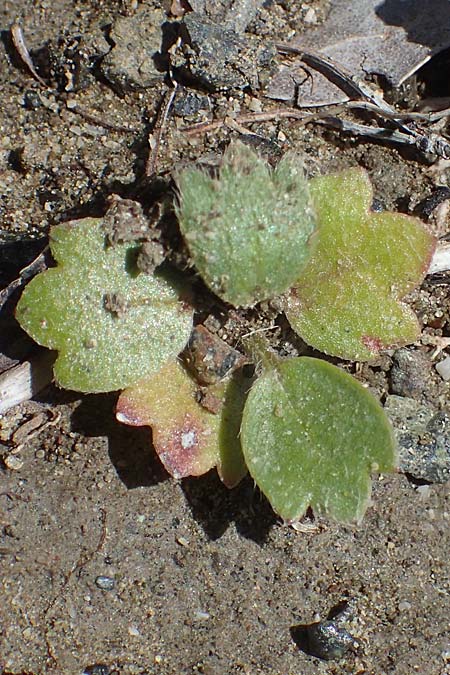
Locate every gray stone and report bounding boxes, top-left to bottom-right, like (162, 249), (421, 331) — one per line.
(95, 575), (115, 591)
(385, 395), (450, 483)
(390, 348), (431, 399)
(101, 7), (170, 91)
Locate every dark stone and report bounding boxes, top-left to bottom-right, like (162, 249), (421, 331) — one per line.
(390, 348), (431, 399)
(306, 620), (354, 660)
(83, 665), (110, 675)
(23, 89), (42, 109)
(176, 12), (277, 91)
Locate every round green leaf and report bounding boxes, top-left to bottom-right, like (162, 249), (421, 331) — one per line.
(16, 218), (193, 392)
(241, 357), (396, 523)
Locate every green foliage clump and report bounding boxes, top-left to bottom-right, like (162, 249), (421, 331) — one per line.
(15, 143), (436, 524)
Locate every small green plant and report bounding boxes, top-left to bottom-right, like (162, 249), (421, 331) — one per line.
(116, 359), (248, 488)
(15, 142), (436, 524)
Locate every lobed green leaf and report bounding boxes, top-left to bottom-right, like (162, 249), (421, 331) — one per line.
(116, 360), (248, 487)
(285, 169), (436, 360)
(16, 218), (193, 392)
(177, 141), (316, 306)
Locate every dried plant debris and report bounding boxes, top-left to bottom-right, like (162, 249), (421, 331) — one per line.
(15, 218), (192, 393)
(284, 169), (436, 361)
(176, 141), (316, 306)
(267, 0), (450, 106)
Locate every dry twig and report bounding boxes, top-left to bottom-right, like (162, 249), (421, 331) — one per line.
(10, 20), (48, 88)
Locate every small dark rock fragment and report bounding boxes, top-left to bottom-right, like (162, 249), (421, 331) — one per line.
(183, 324), (246, 385)
(48, 32), (109, 91)
(384, 394), (450, 483)
(23, 89), (42, 109)
(83, 665), (110, 675)
(176, 12), (277, 91)
(416, 186), (450, 220)
(390, 348), (431, 399)
(95, 575), (115, 591)
(306, 620), (354, 660)
(173, 90), (211, 117)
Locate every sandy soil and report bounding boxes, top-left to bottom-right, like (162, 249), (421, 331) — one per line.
(0, 1), (449, 674)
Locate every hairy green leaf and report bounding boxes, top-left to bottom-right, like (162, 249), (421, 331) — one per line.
(16, 218), (192, 392)
(241, 356), (396, 523)
(177, 141), (316, 306)
(285, 169), (436, 360)
(116, 360), (248, 487)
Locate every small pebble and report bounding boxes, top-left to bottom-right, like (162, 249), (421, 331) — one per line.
(306, 620), (354, 660)
(417, 484), (431, 499)
(384, 395), (450, 483)
(390, 348), (431, 399)
(176, 536), (190, 547)
(83, 666), (110, 675)
(435, 355), (450, 381)
(4, 454), (24, 470)
(128, 624), (140, 636)
(95, 575), (115, 591)
(23, 89), (42, 109)
(193, 610), (210, 621)
(303, 7), (317, 23)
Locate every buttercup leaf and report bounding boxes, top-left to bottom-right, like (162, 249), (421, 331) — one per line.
(16, 218), (193, 392)
(284, 169), (436, 360)
(240, 356), (396, 523)
(177, 140), (316, 306)
(116, 360), (248, 487)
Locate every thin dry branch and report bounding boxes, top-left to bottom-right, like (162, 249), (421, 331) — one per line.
(10, 20), (48, 88)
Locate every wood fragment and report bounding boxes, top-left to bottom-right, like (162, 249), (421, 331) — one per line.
(0, 350), (55, 415)
(10, 20), (48, 88)
(276, 44), (450, 160)
(65, 102), (138, 134)
(0, 247), (49, 311)
(146, 84), (178, 177)
(428, 241), (450, 275)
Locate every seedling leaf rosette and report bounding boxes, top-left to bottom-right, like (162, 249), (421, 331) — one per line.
(15, 142), (436, 525)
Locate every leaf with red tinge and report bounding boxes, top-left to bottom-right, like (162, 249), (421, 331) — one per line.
(284, 168), (436, 361)
(116, 360), (248, 487)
